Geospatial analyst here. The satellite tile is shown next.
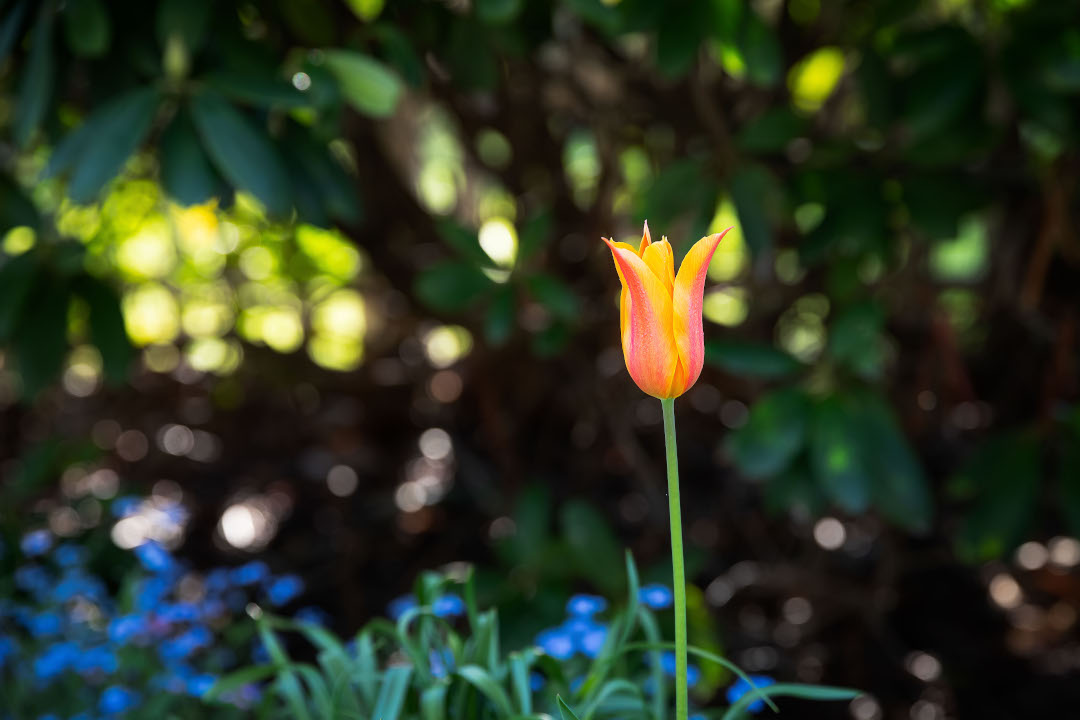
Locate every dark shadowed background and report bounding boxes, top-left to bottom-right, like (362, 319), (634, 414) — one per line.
(2, 0), (1080, 717)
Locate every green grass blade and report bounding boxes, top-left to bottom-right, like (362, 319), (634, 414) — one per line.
(622, 641), (780, 714)
(557, 695), (583, 720)
(457, 665), (515, 717)
(509, 651), (534, 715)
(720, 683), (860, 720)
(581, 678), (643, 720)
(421, 681), (450, 720)
(372, 665), (413, 720)
(204, 664), (279, 701)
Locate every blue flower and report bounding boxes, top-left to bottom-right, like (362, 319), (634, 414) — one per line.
(27, 611), (63, 637)
(0, 637), (16, 668)
(639, 583), (674, 610)
(266, 575), (304, 606)
(14, 565), (51, 597)
(158, 603), (200, 624)
(566, 594), (607, 617)
(535, 628), (575, 661)
(659, 652), (701, 687)
(53, 543), (86, 568)
(108, 615), (147, 644)
(111, 496), (141, 517)
(135, 577), (173, 612)
(100, 685), (140, 714)
(295, 606), (330, 626)
(231, 561), (269, 586)
(34, 642), (79, 680)
(432, 593), (465, 618)
(205, 568), (231, 592)
(158, 627), (213, 663)
(21, 529), (53, 557)
(387, 594), (417, 621)
(726, 675), (776, 713)
(134, 541), (174, 574)
(51, 571), (106, 603)
(187, 674), (218, 697)
(37, 715), (60, 720)
(579, 624), (608, 658)
(429, 648), (454, 678)
(75, 645), (118, 675)
(529, 671), (545, 691)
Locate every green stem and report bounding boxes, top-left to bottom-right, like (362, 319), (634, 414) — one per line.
(661, 397), (688, 720)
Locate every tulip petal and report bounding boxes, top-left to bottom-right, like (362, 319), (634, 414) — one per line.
(641, 239), (675, 292)
(604, 239), (640, 341)
(672, 229), (730, 394)
(605, 239), (679, 398)
(638, 221), (652, 254)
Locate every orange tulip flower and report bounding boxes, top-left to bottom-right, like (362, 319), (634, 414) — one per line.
(603, 222), (730, 399)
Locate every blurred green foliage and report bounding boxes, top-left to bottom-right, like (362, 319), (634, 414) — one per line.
(2, 0), (1080, 565)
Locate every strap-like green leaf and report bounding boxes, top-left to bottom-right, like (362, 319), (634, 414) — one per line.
(720, 682), (860, 720)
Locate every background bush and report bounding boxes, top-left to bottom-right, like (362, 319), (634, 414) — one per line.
(2, 0), (1080, 717)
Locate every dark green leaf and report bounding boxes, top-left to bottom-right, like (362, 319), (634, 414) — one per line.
(0, 1), (30, 65)
(740, 11), (781, 87)
(63, 0), (109, 57)
(414, 261), (493, 312)
(736, 107), (807, 153)
(765, 466), (826, 516)
(12, 276), (70, 399)
(954, 433), (1040, 562)
(729, 164), (776, 256)
(73, 274), (132, 386)
(726, 387), (809, 478)
(828, 301), (885, 380)
(437, 220), (494, 268)
(856, 392), (933, 534)
(13, 2), (54, 148)
(517, 211), (553, 263)
(526, 273), (579, 322)
(560, 500), (624, 596)
(640, 159), (717, 238)
(159, 107), (224, 206)
(444, 20), (499, 91)
(476, 0), (522, 25)
(66, 87), (160, 204)
(323, 50), (403, 118)
(704, 339), (802, 378)
(1061, 429), (1080, 538)
(203, 70), (311, 108)
(810, 394), (871, 513)
(156, 0), (210, 52)
(0, 252), (40, 342)
(190, 92), (292, 215)
(655, 3), (708, 78)
(0, 175), (40, 230)
(277, 0), (334, 46)
(484, 284), (516, 346)
(372, 24), (425, 87)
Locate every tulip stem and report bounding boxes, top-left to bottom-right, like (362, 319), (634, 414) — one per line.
(661, 397), (688, 720)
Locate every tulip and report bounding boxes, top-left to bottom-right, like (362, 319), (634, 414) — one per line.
(603, 222), (730, 399)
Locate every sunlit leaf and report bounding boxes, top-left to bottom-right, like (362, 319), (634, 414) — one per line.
(323, 50), (403, 118)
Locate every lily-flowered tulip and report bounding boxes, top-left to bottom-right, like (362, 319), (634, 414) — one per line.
(603, 222), (730, 399)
